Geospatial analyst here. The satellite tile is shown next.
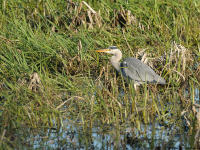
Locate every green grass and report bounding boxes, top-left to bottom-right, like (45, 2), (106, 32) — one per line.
(0, 0), (200, 149)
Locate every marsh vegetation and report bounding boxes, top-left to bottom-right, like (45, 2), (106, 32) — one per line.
(0, 0), (200, 149)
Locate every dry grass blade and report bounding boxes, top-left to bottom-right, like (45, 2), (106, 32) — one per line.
(104, 89), (122, 108)
(82, 1), (97, 14)
(122, 29), (132, 54)
(184, 116), (190, 126)
(141, 53), (148, 64)
(28, 72), (41, 92)
(192, 105), (197, 115)
(66, 135), (76, 147)
(70, 1), (102, 29)
(56, 96), (85, 109)
(77, 1), (83, 14)
(0, 129), (6, 141)
(193, 103), (200, 108)
(78, 40), (82, 54)
(173, 42), (190, 72)
(95, 12), (102, 27)
(17, 73), (28, 86)
(170, 42), (193, 72)
(197, 111), (200, 127)
(126, 10), (136, 25)
(0, 129), (6, 148)
(87, 10), (93, 23)
(180, 110), (187, 116)
(170, 69), (185, 81)
(95, 67), (105, 84)
(114, 5), (136, 28)
(194, 128), (200, 147)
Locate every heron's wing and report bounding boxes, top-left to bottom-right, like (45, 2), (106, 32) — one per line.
(120, 57), (162, 84)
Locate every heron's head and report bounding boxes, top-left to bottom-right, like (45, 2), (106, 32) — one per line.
(95, 46), (122, 62)
(95, 46), (120, 54)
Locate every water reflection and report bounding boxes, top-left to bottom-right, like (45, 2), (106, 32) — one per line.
(24, 119), (188, 149)
(5, 86), (200, 149)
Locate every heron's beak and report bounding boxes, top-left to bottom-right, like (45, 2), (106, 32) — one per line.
(95, 49), (110, 53)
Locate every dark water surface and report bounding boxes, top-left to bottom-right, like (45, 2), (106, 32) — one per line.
(19, 86), (199, 149)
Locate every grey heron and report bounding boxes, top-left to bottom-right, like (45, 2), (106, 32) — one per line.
(95, 46), (166, 89)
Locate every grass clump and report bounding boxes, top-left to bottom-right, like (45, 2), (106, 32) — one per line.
(0, 0), (200, 149)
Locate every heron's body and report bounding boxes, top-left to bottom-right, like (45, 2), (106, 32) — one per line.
(95, 46), (166, 89)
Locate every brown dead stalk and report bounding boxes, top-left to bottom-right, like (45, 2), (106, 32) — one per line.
(70, 1), (102, 29)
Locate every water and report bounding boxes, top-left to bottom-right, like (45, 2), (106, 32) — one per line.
(4, 86), (200, 149)
(25, 114), (194, 149)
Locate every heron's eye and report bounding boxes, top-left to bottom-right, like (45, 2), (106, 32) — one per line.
(110, 46), (118, 49)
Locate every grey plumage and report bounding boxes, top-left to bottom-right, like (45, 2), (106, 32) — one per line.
(120, 57), (166, 85)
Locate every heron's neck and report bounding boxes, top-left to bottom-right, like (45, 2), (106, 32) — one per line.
(110, 50), (122, 72)
(111, 61), (121, 72)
